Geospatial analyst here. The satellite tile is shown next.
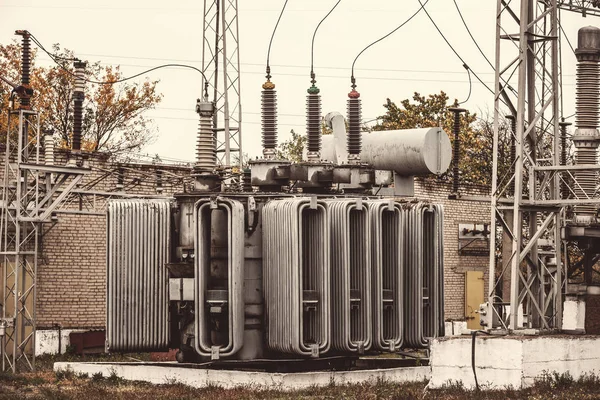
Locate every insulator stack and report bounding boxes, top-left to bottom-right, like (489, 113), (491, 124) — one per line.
(195, 102), (216, 172)
(575, 61), (600, 130)
(156, 170), (164, 194)
(573, 26), (600, 217)
(559, 121), (571, 199)
(448, 107), (466, 195)
(347, 90), (362, 162)
(72, 61), (86, 152)
(575, 147), (598, 213)
(261, 81), (277, 159)
(44, 129), (55, 165)
(306, 85), (321, 162)
(16, 30), (32, 109)
(196, 117), (215, 170)
(506, 115), (516, 196)
(242, 168), (252, 192)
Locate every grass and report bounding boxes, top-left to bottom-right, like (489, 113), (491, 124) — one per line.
(0, 354), (598, 399)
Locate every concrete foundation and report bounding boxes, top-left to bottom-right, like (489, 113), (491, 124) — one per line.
(444, 321), (468, 336)
(53, 335), (600, 391)
(562, 298), (586, 332)
(53, 362), (430, 390)
(35, 329), (87, 356)
(430, 336), (600, 389)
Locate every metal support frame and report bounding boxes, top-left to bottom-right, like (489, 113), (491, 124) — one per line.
(489, 0), (562, 331)
(0, 109), (89, 372)
(202, 0), (242, 167)
(489, 0), (600, 331)
(556, 0), (600, 16)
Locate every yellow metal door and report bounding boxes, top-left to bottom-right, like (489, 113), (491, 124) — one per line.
(465, 271), (484, 330)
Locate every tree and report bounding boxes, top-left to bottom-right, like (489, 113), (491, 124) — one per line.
(0, 40), (162, 155)
(372, 91), (512, 187)
(276, 129), (306, 162)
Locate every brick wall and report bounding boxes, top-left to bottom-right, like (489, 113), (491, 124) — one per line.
(35, 151), (491, 328)
(37, 150), (190, 329)
(414, 178), (491, 320)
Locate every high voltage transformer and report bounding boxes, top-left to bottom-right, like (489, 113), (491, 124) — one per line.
(104, 1), (454, 362)
(105, 83), (451, 362)
(105, 129), (450, 361)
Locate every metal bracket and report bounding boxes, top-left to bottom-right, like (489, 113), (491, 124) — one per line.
(211, 346), (221, 360)
(309, 196), (318, 210)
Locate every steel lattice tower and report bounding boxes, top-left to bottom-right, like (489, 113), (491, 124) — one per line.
(0, 32), (89, 372)
(488, 0), (600, 331)
(202, 0), (242, 168)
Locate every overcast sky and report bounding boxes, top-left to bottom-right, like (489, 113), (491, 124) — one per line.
(0, 1), (593, 163)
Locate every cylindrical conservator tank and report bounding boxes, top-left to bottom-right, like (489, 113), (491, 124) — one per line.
(321, 127), (452, 176)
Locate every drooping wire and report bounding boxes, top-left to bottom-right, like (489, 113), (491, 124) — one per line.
(452, 0), (494, 70)
(265, 0), (289, 79)
(29, 32), (207, 85)
(310, 0), (342, 83)
(460, 67), (472, 105)
(351, 0), (429, 82)
(416, 0), (496, 98)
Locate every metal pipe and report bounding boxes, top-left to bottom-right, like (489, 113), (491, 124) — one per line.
(324, 111), (348, 164)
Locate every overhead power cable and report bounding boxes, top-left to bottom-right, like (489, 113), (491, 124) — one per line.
(29, 32), (207, 85)
(416, 0), (497, 102)
(351, 0), (429, 82)
(452, 0), (494, 70)
(310, 0), (342, 81)
(266, 0), (289, 78)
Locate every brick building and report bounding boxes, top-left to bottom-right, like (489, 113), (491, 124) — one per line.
(28, 150), (491, 336)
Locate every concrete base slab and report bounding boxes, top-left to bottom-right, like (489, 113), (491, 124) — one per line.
(430, 336), (600, 390)
(36, 329), (87, 356)
(53, 362), (430, 390)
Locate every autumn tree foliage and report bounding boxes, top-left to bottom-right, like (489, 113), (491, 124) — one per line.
(0, 41), (162, 155)
(276, 129), (306, 162)
(372, 91), (512, 187)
